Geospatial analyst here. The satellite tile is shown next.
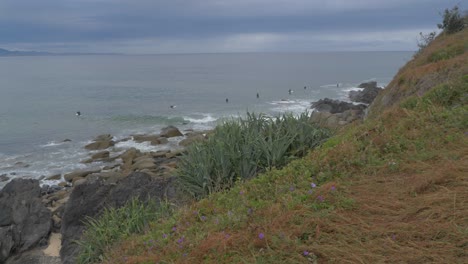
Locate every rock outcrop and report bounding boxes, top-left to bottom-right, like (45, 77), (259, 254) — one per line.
(60, 172), (176, 264)
(84, 134), (115, 150)
(349, 81), (383, 104)
(160, 126), (183, 138)
(312, 98), (366, 114)
(310, 98), (367, 128)
(0, 179), (51, 263)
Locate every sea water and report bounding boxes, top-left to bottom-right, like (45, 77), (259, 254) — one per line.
(0, 52), (412, 187)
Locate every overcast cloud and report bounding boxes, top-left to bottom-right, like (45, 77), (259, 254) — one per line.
(0, 0), (462, 53)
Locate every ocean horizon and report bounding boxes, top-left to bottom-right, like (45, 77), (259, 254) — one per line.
(0, 51), (412, 187)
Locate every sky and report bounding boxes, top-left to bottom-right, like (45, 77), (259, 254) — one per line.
(0, 0), (462, 54)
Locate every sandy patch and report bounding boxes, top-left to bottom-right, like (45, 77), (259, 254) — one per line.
(43, 232), (62, 257)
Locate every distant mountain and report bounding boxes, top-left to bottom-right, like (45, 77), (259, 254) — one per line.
(0, 48), (120, 56)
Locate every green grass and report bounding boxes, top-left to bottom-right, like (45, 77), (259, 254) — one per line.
(76, 199), (172, 264)
(177, 112), (331, 199)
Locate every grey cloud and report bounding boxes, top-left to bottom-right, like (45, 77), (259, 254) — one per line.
(0, 0), (463, 53)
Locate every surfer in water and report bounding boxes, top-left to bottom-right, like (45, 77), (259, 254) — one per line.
(256, 92), (260, 99)
(76, 111), (81, 117)
(226, 98), (229, 103)
(170, 105), (176, 109)
(288, 89), (293, 95)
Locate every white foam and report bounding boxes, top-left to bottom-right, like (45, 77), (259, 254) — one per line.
(269, 99), (311, 115)
(183, 113), (217, 124)
(41, 141), (67, 148)
(115, 139), (170, 152)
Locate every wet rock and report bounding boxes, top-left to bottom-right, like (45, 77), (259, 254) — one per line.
(94, 134), (113, 142)
(311, 98), (366, 114)
(132, 134), (167, 145)
(160, 125), (183, 138)
(62, 139), (72, 142)
(0, 174), (10, 182)
(46, 174), (61, 181)
(0, 179), (51, 263)
(60, 172), (176, 264)
(358, 81), (378, 89)
(63, 169), (100, 182)
(349, 82), (383, 104)
(91, 151), (110, 160)
(14, 162), (30, 168)
(84, 140), (115, 150)
(151, 150), (170, 158)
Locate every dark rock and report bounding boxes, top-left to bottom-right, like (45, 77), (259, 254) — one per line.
(0, 179), (51, 263)
(0, 174), (9, 182)
(62, 139), (72, 142)
(349, 86), (383, 104)
(60, 172), (176, 264)
(160, 126), (183, 138)
(311, 98), (366, 114)
(358, 81), (378, 89)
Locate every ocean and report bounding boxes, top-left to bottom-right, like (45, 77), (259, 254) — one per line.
(0, 51), (412, 188)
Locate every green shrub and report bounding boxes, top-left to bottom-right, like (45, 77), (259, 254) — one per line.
(76, 199), (172, 264)
(177, 112), (331, 199)
(428, 44), (464, 62)
(438, 5), (466, 34)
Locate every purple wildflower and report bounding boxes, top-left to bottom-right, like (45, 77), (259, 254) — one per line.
(247, 208), (253, 215)
(303, 251), (309, 256)
(172, 226), (177, 232)
(331, 185), (336, 191)
(224, 233), (230, 239)
(177, 236), (185, 244)
(258, 233), (265, 240)
(289, 186), (295, 192)
(162, 233), (168, 239)
(201, 215), (207, 221)
(240, 190), (244, 195)
(317, 195), (324, 202)
(311, 183), (317, 188)
(308, 189), (313, 194)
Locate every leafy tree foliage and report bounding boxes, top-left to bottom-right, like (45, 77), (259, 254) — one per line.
(438, 6), (466, 34)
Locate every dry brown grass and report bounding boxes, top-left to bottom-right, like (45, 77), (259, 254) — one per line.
(369, 28), (468, 117)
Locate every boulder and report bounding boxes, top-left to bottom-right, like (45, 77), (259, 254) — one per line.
(349, 86), (383, 104)
(0, 174), (10, 182)
(132, 134), (169, 145)
(160, 126), (183, 138)
(0, 179), (51, 263)
(311, 98), (366, 114)
(84, 140), (114, 150)
(94, 134), (113, 142)
(358, 81), (378, 89)
(60, 172), (176, 264)
(91, 151), (109, 160)
(63, 169), (100, 182)
(45, 174), (61, 181)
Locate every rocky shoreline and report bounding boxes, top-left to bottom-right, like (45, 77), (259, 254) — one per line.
(0, 81), (382, 264)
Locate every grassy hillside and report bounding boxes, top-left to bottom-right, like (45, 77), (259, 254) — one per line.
(81, 29), (467, 263)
